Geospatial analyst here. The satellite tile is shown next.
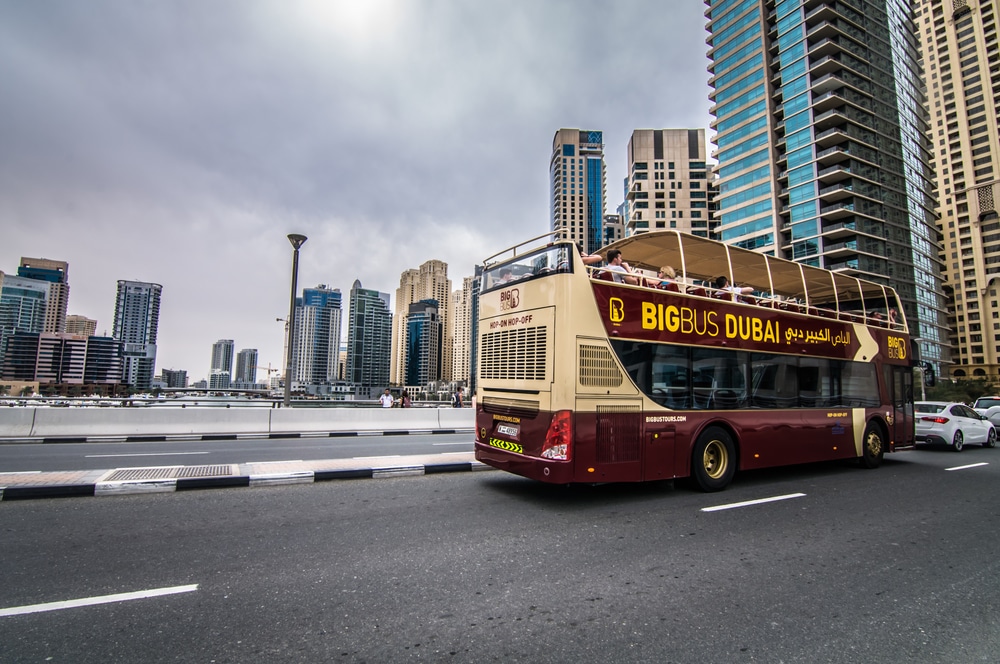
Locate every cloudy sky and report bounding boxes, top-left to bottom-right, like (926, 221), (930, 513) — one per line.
(0, 0), (712, 382)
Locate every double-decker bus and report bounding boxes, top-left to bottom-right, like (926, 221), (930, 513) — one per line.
(474, 230), (915, 491)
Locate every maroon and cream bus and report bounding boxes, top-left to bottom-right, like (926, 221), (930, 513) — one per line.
(474, 230), (915, 491)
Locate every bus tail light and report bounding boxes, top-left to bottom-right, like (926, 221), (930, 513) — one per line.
(541, 410), (572, 461)
(920, 416), (949, 424)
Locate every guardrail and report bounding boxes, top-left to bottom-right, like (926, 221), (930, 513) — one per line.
(0, 407), (476, 439)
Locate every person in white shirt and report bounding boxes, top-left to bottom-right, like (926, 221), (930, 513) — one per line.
(606, 249), (639, 285)
(379, 389), (394, 408)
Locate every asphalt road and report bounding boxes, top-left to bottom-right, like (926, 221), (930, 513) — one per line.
(0, 433), (474, 472)
(1, 446), (999, 663)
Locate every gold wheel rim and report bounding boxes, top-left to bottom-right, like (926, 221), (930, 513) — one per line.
(703, 440), (729, 479)
(866, 431), (883, 457)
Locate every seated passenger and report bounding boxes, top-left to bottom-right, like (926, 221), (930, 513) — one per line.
(656, 265), (679, 291)
(715, 275), (752, 301)
(606, 249), (639, 285)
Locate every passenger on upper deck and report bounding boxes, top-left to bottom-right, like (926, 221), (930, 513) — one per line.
(715, 275), (752, 300)
(606, 249), (639, 285)
(499, 268), (515, 284)
(577, 243), (603, 266)
(656, 265), (678, 291)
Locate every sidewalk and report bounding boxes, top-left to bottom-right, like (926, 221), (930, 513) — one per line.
(0, 452), (492, 501)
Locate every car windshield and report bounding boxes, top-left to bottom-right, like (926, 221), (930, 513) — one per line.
(915, 402), (946, 414)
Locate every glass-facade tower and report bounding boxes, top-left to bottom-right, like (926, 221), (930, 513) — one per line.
(346, 279), (392, 398)
(706, 0), (950, 369)
(550, 129), (607, 256)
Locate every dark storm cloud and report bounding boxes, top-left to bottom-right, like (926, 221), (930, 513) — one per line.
(0, 0), (711, 379)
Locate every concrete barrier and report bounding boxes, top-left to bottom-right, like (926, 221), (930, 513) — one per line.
(269, 407), (445, 434)
(0, 409), (36, 438)
(437, 408), (476, 430)
(27, 407), (272, 438)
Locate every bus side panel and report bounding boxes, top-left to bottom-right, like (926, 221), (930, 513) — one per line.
(571, 407), (645, 483)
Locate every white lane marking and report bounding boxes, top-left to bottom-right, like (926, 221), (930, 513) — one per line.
(701, 493), (806, 512)
(0, 584), (198, 617)
(85, 452), (211, 458)
(433, 442), (471, 446)
(0, 471), (41, 475)
(946, 462), (989, 471)
(352, 455), (401, 460)
(442, 451), (472, 456)
(251, 460), (304, 464)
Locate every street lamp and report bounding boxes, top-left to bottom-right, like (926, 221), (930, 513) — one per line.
(283, 234), (307, 407)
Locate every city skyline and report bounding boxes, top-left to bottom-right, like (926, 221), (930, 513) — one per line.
(0, 2), (712, 378)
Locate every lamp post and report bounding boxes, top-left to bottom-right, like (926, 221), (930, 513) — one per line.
(283, 234), (307, 407)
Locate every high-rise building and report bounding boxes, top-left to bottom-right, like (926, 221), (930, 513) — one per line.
(449, 276), (477, 387)
(292, 285), (342, 385)
(235, 348), (258, 385)
(346, 279), (393, 398)
(391, 260), (451, 385)
(915, 0), (1000, 379)
(17, 258), (69, 333)
(0, 272), (49, 369)
(625, 129), (716, 238)
(160, 368), (188, 388)
(551, 128), (607, 255)
(211, 339), (235, 379)
(112, 280), (161, 391)
(405, 299), (442, 387)
(705, 0), (950, 371)
(66, 315), (98, 337)
(1, 332), (122, 390)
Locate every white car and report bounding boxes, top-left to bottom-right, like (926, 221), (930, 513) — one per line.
(915, 401), (997, 451)
(972, 396), (1000, 427)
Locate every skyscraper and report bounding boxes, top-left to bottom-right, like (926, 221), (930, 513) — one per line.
(292, 285), (342, 385)
(66, 315), (98, 337)
(550, 128), (607, 254)
(449, 276), (477, 388)
(346, 279), (392, 398)
(915, 0), (1000, 378)
(391, 260), (451, 385)
(625, 129), (715, 237)
(112, 280), (161, 391)
(235, 348), (258, 386)
(0, 272), (49, 369)
(705, 0), (949, 370)
(18, 257), (69, 333)
(211, 339), (235, 377)
(405, 299), (442, 387)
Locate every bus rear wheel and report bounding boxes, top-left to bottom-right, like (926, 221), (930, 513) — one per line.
(692, 427), (736, 492)
(860, 422), (884, 469)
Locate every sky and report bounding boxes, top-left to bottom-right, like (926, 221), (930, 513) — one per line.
(0, 0), (713, 382)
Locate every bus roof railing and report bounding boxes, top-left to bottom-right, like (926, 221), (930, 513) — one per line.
(482, 231), (562, 269)
(592, 230), (907, 333)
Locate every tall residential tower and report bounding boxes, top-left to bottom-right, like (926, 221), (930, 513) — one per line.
(112, 280), (161, 391)
(346, 279), (392, 398)
(915, 0), (1000, 378)
(706, 0), (950, 371)
(550, 129), (607, 254)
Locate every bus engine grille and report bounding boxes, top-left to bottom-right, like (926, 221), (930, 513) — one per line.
(596, 404), (641, 464)
(480, 326), (547, 381)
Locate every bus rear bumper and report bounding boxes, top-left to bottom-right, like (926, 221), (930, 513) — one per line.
(475, 443), (575, 484)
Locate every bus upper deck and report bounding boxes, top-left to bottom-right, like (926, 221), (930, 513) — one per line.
(481, 230), (908, 335)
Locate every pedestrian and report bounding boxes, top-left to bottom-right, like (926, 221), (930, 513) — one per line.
(401, 391), (412, 408)
(379, 388), (394, 408)
(452, 389), (463, 408)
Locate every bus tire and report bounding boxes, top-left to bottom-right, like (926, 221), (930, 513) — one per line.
(860, 422), (884, 469)
(692, 427), (736, 492)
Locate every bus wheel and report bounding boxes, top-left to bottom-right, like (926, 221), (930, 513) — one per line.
(860, 422), (884, 469)
(692, 427), (736, 492)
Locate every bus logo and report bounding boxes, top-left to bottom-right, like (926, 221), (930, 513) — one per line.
(887, 335), (906, 360)
(609, 297), (625, 324)
(500, 288), (520, 311)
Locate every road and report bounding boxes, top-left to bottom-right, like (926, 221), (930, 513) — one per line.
(0, 433), (474, 472)
(2, 446), (999, 663)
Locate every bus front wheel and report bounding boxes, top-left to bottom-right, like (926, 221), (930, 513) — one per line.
(692, 427), (736, 492)
(860, 422), (884, 469)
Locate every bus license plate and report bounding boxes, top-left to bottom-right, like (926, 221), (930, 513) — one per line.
(497, 423), (520, 439)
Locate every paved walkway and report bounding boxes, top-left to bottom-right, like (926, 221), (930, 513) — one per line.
(0, 452), (492, 501)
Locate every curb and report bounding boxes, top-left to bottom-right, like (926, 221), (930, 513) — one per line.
(0, 428), (475, 445)
(0, 458), (494, 502)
